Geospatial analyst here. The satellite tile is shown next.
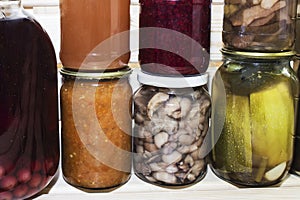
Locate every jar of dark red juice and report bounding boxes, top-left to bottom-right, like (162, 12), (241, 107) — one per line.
(139, 0), (211, 76)
(0, 0), (60, 199)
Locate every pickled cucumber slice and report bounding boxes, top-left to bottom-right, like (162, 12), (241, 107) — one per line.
(250, 81), (294, 168)
(214, 94), (252, 173)
(264, 162), (287, 181)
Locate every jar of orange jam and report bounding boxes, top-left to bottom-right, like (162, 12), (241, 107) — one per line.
(60, 67), (132, 191)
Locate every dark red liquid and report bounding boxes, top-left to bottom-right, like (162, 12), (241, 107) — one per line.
(139, 0), (211, 76)
(0, 12), (59, 200)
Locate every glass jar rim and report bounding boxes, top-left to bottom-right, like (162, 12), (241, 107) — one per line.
(221, 48), (295, 59)
(60, 67), (132, 80)
(137, 70), (208, 88)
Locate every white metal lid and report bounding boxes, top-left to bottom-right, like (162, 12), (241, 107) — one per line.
(137, 71), (208, 88)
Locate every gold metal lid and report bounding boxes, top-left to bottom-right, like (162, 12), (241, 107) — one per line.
(221, 48), (295, 59)
(60, 67), (132, 80)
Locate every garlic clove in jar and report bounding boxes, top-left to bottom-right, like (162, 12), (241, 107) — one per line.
(264, 162), (287, 181)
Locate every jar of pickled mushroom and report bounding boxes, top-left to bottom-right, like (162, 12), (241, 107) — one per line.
(210, 49), (299, 187)
(60, 0), (130, 71)
(139, 0), (211, 76)
(223, 0), (297, 52)
(133, 71), (211, 187)
(60, 68), (132, 191)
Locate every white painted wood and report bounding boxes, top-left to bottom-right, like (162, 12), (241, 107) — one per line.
(22, 0), (59, 7)
(34, 167), (300, 199)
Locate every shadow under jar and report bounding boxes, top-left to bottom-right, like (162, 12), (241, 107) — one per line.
(133, 71), (211, 187)
(210, 49), (299, 187)
(60, 68), (132, 191)
(139, 0), (211, 76)
(222, 0), (297, 52)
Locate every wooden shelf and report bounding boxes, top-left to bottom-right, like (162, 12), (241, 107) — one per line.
(34, 168), (300, 200)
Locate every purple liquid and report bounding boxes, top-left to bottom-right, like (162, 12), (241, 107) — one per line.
(139, 0), (211, 76)
(0, 13), (59, 199)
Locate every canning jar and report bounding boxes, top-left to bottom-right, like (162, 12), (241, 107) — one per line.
(210, 49), (299, 187)
(0, 0), (60, 199)
(60, 0), (130, 71)
(295, 1), (300, 55)
(133, 71), (211, 187)
(291, 55), (300, 176)
(223, 0), (297, 52)
(291, 138), (300, 176)
(139, 0), (211, 76)
(60, 68), (132, 191)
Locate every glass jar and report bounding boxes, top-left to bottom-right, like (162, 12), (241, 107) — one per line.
(291, 55), (300, 176)
(60, 68), (132, 191)
(139, 0), (211, 76)
(210, 49), (299, 187)
(0, 1), (60, 199)
(222, 0), (297, 52)
(133, 71), (211, 187)
(295, 1), (300, 55)
(59, 0), (130, 71)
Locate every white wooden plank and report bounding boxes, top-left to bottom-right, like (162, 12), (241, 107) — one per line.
(34, 168), (300, 200)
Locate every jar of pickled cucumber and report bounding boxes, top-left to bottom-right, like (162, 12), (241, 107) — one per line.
(295, 1), (300, 55)
(133, 71), (211, 187)
(210, 49), (299, 187)
(223, 0), (297, 52)
(60, 67), (132, 191)
(291, 54), (300, 176)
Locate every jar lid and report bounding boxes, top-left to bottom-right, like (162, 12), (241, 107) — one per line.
(60, 67), (132, 80)
(295, 54), (300, 59)
(137, 71), (208, 88)
(221, 48), (295, 59)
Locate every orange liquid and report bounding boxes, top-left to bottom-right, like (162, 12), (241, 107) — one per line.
(60, 0), (130, 71)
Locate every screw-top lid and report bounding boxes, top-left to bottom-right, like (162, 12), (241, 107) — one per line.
(60, 67), (132, 80)
(221, 48), (295, 59)
(137, 71), (208, 88)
